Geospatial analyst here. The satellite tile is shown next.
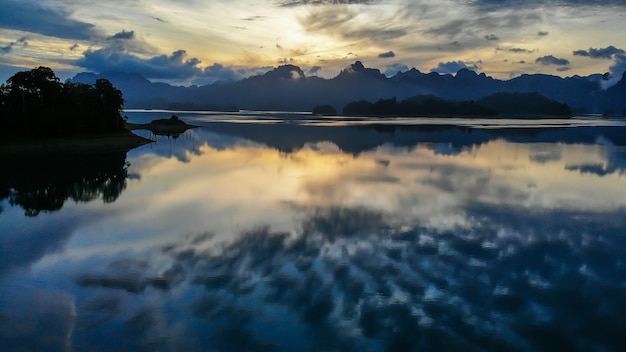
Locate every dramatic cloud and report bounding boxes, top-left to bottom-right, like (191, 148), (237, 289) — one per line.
(378, 51), (396, 58)
(573, 46), (625, 59)
(77, 48), (203, 79)
(431, 60), (478, 74)
(484, 34), (499, 41)
(299, 6), (407, 43)
(68, 201), (626, 351)
(0, 0), (97, 40)
(571, 46), (626, 88)
(0, 0), (623, 83)
(73, 31), (211, 81)
(424, 10), (541, 40)
(535, 55), (570, 66)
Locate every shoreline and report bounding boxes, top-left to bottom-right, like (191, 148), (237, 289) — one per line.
(0, 129), (154, 155)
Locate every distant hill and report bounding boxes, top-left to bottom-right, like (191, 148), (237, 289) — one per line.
(69, 61), (626, 115)
(342, 95), (498, 117)
(477, 92), (572, 117)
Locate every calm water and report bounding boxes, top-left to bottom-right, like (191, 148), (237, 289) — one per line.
(2, 112), (626, 351)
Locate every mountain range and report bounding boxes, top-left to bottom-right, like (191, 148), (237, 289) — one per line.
(70, 61), (626, 115)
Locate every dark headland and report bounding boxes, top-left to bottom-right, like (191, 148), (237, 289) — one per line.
(0, 67), (152, 154)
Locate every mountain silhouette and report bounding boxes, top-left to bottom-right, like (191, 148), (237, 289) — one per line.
(70, 62), (626, 115)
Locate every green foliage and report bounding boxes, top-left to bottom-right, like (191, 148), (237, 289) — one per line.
(0, 66), (126, 139)
(342, 95), (498, 117)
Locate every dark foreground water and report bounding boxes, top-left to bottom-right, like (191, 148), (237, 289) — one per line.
(1, 113), (626, 351)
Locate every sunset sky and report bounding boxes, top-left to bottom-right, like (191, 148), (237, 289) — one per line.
(1, 0), (625, 85)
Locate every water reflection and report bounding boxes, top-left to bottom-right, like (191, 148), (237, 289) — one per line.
(0, 151), (129, 216)
(67, 205), (626, 351)
(1, 122), (626, 351)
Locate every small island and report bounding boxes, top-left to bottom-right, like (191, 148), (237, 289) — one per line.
(0, 66), (152, 153)
(126, 114), (198, 136)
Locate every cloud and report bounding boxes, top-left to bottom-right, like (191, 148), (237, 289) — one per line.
(0, 0), (97, 40)
(431, 60), (478, 74)
(502, 47), (535, 54)
(573, 46), (625, 59)
(424, 10), (541, 40)
(601, 53), (626, 89)
(67, 201), (626, 351)
(307, 65), (322, 75)
(570, 46), (626, 89)
(299, 5), (407, 43)
(77, 48), (203, 79)
(197, 63), (273, 84)
(384, 63), (409, 76)
(484, 34), (499, 41)
(535, 55), (570, 66)
(241, 15), (268, 21)
(378, 51), (396, 58)
(74, 32), (207, 80)
(278, 0), (374, 6)
(107, 30), (135, 40)
(0, 37), (28, 55)
(468, 0), (626, 9)
(0, 288), (76, 352)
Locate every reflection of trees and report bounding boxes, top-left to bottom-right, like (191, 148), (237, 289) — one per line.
(0, 151), (129, 216)
(73, 205), (626, 351)
(205, 122), (626, 157)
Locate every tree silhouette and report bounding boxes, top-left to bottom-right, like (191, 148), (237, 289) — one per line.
(477, 92), (571, 116)
(341, 95), (497, 117)
(1, 67), (126, 139)
(0, 151), (129, 216)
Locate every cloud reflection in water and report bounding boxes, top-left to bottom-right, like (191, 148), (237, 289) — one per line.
(1, 123), (626, 351)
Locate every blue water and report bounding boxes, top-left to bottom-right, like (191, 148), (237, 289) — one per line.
(1, 112), (625, 351)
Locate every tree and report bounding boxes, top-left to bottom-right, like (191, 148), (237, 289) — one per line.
(1, 66), (63, 130)
(1, 67), (126, 139)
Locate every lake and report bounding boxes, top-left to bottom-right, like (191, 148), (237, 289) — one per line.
(2, 111), (626, 351)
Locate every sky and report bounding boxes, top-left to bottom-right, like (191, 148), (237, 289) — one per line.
(0, 0), (625, 86)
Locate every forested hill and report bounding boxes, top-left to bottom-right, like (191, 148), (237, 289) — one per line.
(1, 67), (126, 139)
(338, 92), (571, 118)
(70, 61), (626, 115)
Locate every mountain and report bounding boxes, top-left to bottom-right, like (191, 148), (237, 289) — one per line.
(69, 62), (626, 115)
